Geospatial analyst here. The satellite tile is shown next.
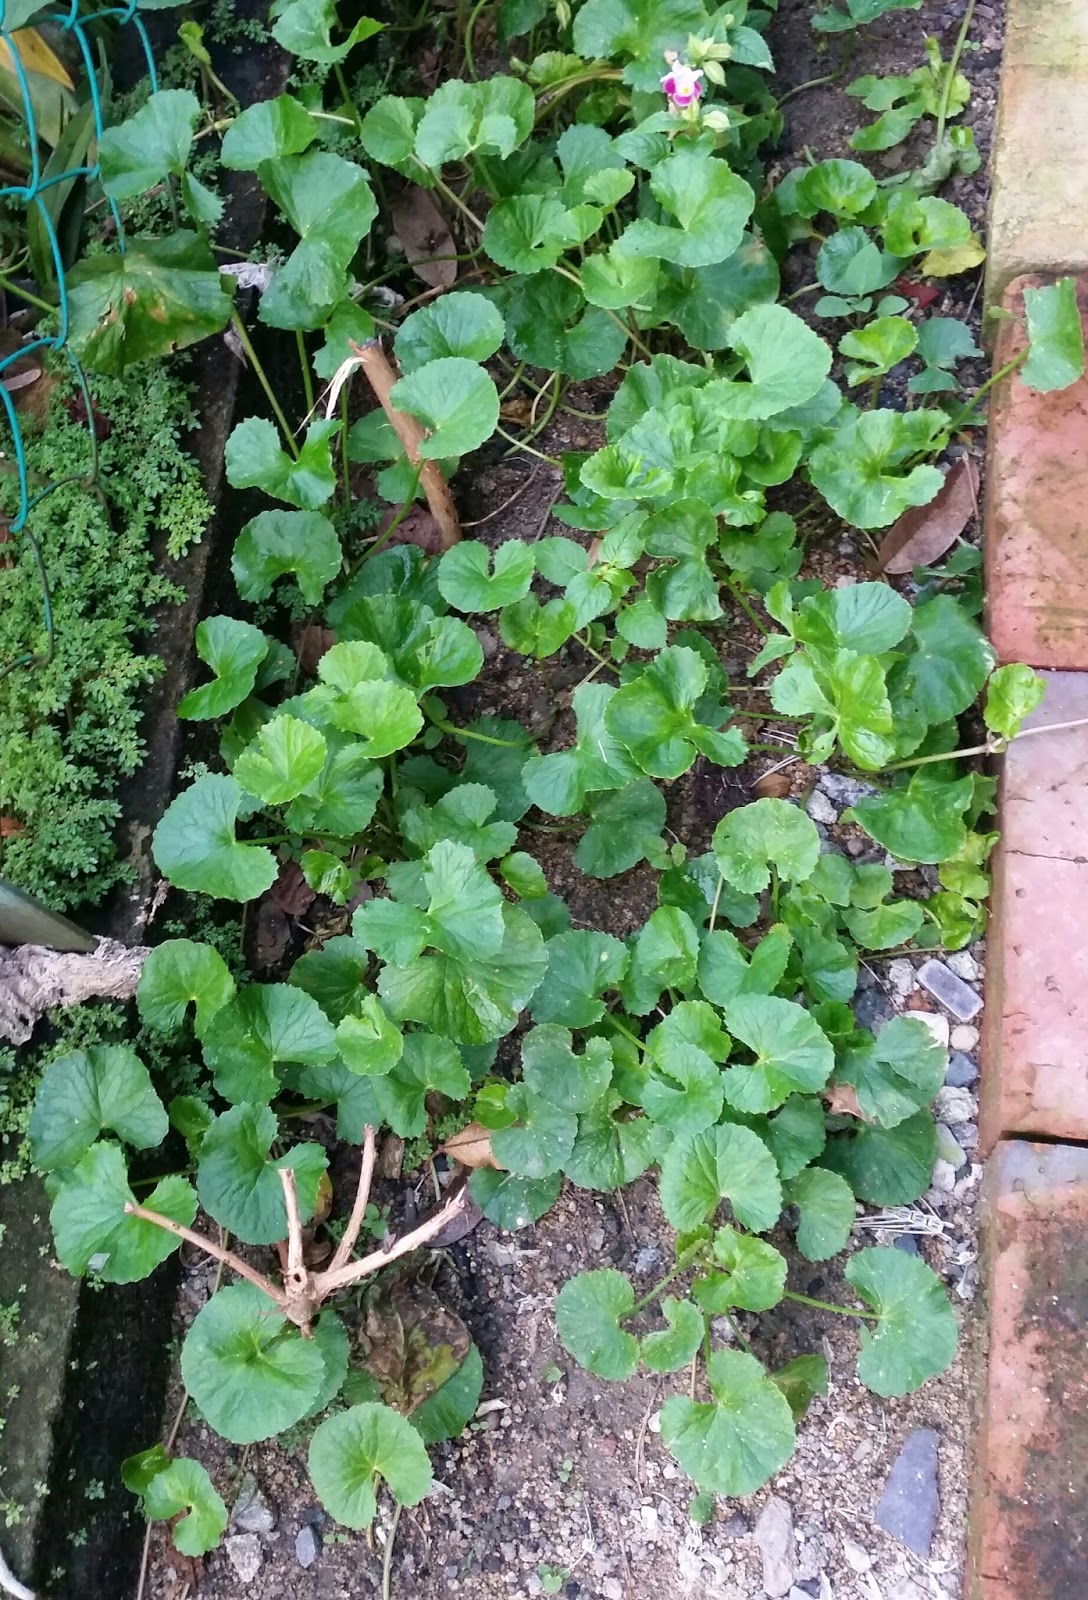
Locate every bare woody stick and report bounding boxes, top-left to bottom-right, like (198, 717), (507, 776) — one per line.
(327, 1123), (377, 1275)
(314, 1182), (468, 1295)
(123, 1205), (286, 1306)
(348, 338), (461, 549)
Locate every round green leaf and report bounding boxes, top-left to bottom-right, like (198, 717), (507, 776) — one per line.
(712, 798), (820, 896)
(259, 152), (378, 330)
(152, 774), (278, 902)
(220, 94), (317, 170)
(178, 616), (269, 721)
(143, 1458), (227, 1557)
(491, 1084), (577, 1178)
(659, 1123), (782, 1233)
(68, 232), (233, 376)
(891, 595), (996, 726)
(196, 1104), (328, 1245)
(202, 982), (337, 1103)
(833, 1014), (946, 1128)
(693, 1225), (786, 1313)
(30, 1046), (167, 1173)
(521, 1025), (614, 1114)
(820, 1109), (937, 1204)
(234, 715), (328, 807)
(1021, 276), (1086, 393)
(309, 1402), (433, 1528)
(708, 303), (833, 419)
(642, 1041), (724, 1136)
(849, 770), (973, 864)
(98, 89), (199, 199)
(336, 995), (404, 1077)
(621, 149), (754, 269)
(721, 995), (835, 1114)
(785, 1167), (856, 1261)
(809, 409), (946, 531)
(640, 1296), (704, 1373)
(469, 1167), (562, 1229)
(482, 194), (586, 273)
(529, 930), (630, 1028)
(232, 509), (342, 606)
(984, 663), (1046, 741)
(505, 272), (627, 380)
(555, 1268), (639, 1380)
(846, 1247), (958, 1396)
(438, 539), (535, 613)
(660, 1348), (796, 1495)
(395, 291), (505, 372)
(576, 778), (668, 879)
(50, 1142), (197, 1283)
(225, 416), (339, 508)
(412, 1345), (484, 1445)
(182, 1284), (329, 1444)
(389, 357), (499, 458)
(137, 939), (236, 1039)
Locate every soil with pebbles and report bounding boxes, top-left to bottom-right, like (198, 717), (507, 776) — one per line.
(147, 4), (999, 1597)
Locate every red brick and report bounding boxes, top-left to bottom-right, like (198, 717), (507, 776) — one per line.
(984, 275), (1088, 670)
(981, 671), (1088, 1149)
(967, 1141), (1088, 1600)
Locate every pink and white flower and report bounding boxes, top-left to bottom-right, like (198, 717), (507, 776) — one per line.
(661, 55), (704, 110)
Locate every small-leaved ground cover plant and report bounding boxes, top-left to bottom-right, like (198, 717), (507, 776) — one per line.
(22, 0), (1087, 1567)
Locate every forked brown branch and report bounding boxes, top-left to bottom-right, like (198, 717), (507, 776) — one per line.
(314, 1181), (469, 1295)
(129, 1159), (468, 1336)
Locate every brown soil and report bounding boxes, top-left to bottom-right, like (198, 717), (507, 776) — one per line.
(146, 4), (1001, 1597)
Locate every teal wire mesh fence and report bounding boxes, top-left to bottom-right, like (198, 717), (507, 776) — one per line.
(0, 0), (158, 678)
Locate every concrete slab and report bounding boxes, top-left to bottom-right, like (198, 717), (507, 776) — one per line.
(987, 0), (1088, 300)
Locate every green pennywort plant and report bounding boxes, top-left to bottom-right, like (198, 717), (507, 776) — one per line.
(30, 0), (1088, 1556)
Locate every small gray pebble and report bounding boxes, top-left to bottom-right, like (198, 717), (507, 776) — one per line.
(917, 958), (982, 1022)
(874, 1428), (940, 1556)
(295, 1525), (319, 1569)
(945, 1051), (979, 1088)
(806, 789), (837, 825)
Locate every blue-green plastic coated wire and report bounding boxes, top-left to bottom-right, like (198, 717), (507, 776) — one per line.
(0, 2), (158, 673)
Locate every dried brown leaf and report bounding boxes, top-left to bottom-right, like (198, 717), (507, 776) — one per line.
(253, 897), (290, 970)
(824, 1083), (865, 1119)
(294, 622), (335, 677)
(753, 770), (793, 800)
(270, 860), (316, 919)
(389, 187), (456, 289)
(877, 456), (979, 575)
(440, 1121), (501, 1170)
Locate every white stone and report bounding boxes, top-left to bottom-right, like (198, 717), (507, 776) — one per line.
(929, 1159), (957, 1194)
(904, 1009), (950, 1047)
(886, 959), (917, 999)
(806, 789), (838, 825)
(225, 1534), (263, 1584)
(753, 1496), (796, 1598)
(295, 1526), (319, 1569)
(935, 1085), (976, 1124)
(842, 1537), (872, 1573)
(950, 1024), (979, 1052)
(944, 949), (980, 982)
